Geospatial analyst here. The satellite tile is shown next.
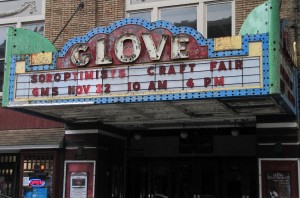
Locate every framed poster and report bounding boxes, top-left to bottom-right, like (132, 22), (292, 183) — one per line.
(70, 172), (88, 198)
(63, 161), (95, 198)
(259, 159), (299, 198)
(267, 172), (291, 198)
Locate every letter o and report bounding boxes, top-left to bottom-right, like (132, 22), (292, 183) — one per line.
(133, 82), (140, 91)
(114, 33), (141, 63)
(54, 73), (61, 82)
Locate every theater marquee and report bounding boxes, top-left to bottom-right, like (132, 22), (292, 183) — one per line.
(15, 57), (260, 99)
(2, 18), (298, 115)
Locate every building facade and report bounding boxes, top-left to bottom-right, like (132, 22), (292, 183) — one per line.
(0, 0), (300, 197)
(0, 1), (64, 198)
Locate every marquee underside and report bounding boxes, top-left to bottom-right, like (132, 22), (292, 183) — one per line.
(14, 96), (288, 133)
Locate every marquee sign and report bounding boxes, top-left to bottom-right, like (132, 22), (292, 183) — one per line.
(15, 57), (260, 99)
(8, 19), (268, 100)
(2, 16), (298, 115)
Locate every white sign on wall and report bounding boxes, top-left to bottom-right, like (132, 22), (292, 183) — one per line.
(70, 172), (88, 198)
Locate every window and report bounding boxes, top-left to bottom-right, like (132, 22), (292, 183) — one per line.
(22, 21), (45, 36)
(126, 0), (234, 38)
(206, 2), (232, 38)
(0, 25), (15, 93)
(130, 0), (172, 5)
(0, 27), (6, 93)
(128, 10), (151, 21)
(22, 154), (54, 198)
(160, 6), (197, 30)
(0, 154), (18, 197)
(0, 0), (45, 96)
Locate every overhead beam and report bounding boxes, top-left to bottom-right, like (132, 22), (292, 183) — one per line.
(163, 101), (196, 118)
(118, 103), (154, 119)
(217, 100), (238, 115)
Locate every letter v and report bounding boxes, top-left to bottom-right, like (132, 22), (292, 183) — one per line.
(142, 33), (168, 60)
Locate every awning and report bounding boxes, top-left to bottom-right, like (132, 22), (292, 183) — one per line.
(0, 128), (64, 151)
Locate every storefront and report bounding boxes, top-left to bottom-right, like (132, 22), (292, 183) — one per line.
(0, 128), (64, 198)
(1, 0), (299, 197)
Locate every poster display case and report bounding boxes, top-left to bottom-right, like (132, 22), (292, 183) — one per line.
(259, 159), (299, 198)
(70, 172), (88, 198)
(266, 171), (291, 198)
(63, 161), (95, 198)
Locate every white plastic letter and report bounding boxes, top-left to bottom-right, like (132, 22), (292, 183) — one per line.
(114, 33), (141, 63)
(142, 33), (168, 60)
(71, 44), (90, 67)
(96, 38), (112, 65)
(171, 35), (189, 59)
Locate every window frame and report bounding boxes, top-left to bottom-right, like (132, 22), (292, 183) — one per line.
(127, 9), (152, 21)
(0, 154), (18, 197)
(0, 24), (16, 96)
(158, 4), (199, 31)
(125, 0), (235, 38)
(19, 150), (60, 198)
(204, 1), (235, 38)
(21, 20), (45, 35)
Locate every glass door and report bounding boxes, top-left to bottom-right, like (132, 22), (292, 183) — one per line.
(129, 159), (219, 198)
(174, 160), (218, 198)
(132, 160), (172, 198)
(22, 154), (54, 198)
(221, 159), (258, 198)
(128, 158), (257, 198)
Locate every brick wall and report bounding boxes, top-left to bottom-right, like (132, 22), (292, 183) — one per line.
(235, 0), (266, 34)
(45, 0), (125, 49)
(45, 0), (298, 66)
(279, 0), (299, 67)
(235, 0), (296, 34)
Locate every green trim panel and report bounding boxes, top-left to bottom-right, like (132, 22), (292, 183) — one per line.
(239, 2), (269, 35)
(268, 0), (280, 94)
(2, 28), (57, 107)
(239, 0), (280, 94)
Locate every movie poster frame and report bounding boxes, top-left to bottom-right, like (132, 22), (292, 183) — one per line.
(63, 160), (96, 198)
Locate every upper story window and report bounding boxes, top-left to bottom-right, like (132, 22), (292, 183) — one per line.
(0, 25), (15, 94)
(0, 0), (45, 95)
(0, 154), (18, 197)
(206, 2), (232, 38)
(22, 21), (45, 35)
(129, 10), (152, 20)
(160, 6), (197, 30)
(126, 0), (234, 39)
(130, 0), (172, 4)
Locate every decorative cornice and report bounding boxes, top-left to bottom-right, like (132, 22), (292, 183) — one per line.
(0, 1), (37, 18)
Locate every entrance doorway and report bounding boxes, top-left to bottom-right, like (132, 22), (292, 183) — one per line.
(128, 157), (257, 198)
